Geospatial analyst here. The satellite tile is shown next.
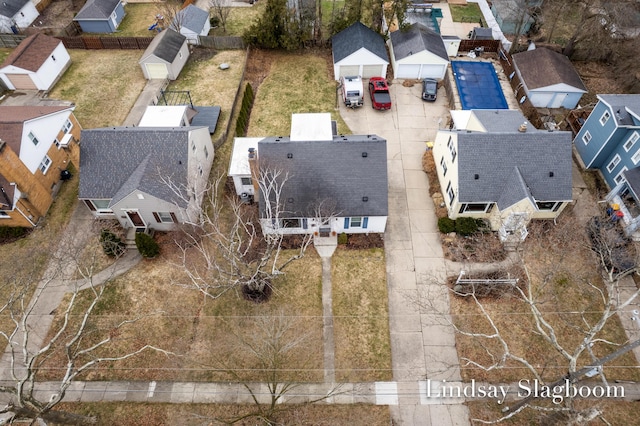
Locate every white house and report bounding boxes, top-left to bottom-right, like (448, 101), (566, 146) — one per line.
(0, 0), (38, 34)
(388, 23), (449, 80)
(230, 113), (388, 236)
(512, 48), (587, 109)
(432, 128), (573, 241)
(139, 29), (189, 80)
(79, 127), (214, 232)
(171, 4), (210, 45)
(0, 33), (71, 91)
(331, 21), (389, 80)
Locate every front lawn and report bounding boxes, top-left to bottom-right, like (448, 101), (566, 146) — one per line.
(47, 50), (146, 128)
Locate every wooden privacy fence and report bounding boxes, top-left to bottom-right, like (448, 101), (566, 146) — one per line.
(56, 36), (154, 50)
(458, 39), (501, 53)
(0, 34), (26, 48)
(198, 35), (245, 50)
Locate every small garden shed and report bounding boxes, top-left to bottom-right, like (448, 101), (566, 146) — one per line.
(73, 0), (125, 33)
(139, 29), (189, 80)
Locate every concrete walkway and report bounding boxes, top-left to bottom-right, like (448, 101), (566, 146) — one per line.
(122, 79), (167, 127)
(314, 235), (338, 383)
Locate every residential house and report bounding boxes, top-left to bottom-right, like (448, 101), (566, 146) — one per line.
(139, 29), (189, 80)
(78, 127), (213, 232)
(512, 47), (587, 109)
(331, 21), (389, 80)
(574, 95), (640, 189)
(573, 95), (640, 239)
(0, 105), (81, 227)
(73, 0), (126, 33)
(0, 33), (71, 91)
(433, 128), (573, 241)
(171, 4), (210, 45)
(388, 23), (449, 80)
(229, 113), (388, 236)
(0, 0), (38, 34)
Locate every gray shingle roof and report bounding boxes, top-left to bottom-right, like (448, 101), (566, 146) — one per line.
(172, 5), (209, 33)
(456, 131), (573, 206)
(624, 167), (640, 199)
(0, 0), (29, 18)
(390, 23), (448, 62)
(598, 94), (640, 126)
(257, 135), (388, 218)
(513, 48), (586, 92)
(79, 127), (205, 208)
(143, 29), (186, 63)
(331, 22), (389, 64)
(471, 110), (537, 133)
(74, 0), (120, 20)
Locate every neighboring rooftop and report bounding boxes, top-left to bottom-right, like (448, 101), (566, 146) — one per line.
(451, 110), (537, 133)
(0, 0), (30, 18)
(598, 94), (640, 126)
(390, 23), (448, 61)
(172, 4), (209, 33)
(513, 48), (587, 92)
(331, 21), (388, 63)
(142, 29), (186, 63)
(0, 33), (60, 72)
(74, 0), (121, 20)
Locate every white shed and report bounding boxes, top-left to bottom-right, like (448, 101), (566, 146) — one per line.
(171, 5), (211, 45)
(331, 22), (389, 80)
(0, 33), (71, 90)
(139, 29), (189, 80)
(388, 23), (449, 80)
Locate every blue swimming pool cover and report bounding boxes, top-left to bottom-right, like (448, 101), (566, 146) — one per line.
(451, 61), (508, 110)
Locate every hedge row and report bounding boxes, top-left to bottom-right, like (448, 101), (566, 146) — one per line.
(235, 83), (255, 137)
(437, 217), (485, 236)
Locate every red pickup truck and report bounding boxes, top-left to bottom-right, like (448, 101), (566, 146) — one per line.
(368, 77), (392, 110)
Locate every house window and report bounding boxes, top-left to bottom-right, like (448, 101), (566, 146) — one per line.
(53, 138), (60, 148)
(281, 218), (301, 228)
(459, 203), (493, 213)
(62, 119), (73, 133)
(440, 157), (447, 176)
(600, 110), (611, 125)
(0, 211), (9, 218)
(154, 212), (177, 223)
(582, 131), (592, 145)
(536, 201), (563, 212)
(446, 181), (455, 205)
(241, 177), (252, 185)
(624, 132), (639, 152)
(632, 149), (640, 165)
(39, 155), (52, 174)
(86, 199), (112, 213)
(28, 131), (39, 146)
(614, 167), (628, 185)
(606, 154), (621, 173)
(447, 136), (456, 162)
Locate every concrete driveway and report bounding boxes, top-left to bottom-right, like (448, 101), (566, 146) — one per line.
(339, 81), (471, 426)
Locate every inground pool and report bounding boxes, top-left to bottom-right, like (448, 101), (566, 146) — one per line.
(451, 61), (508, 110)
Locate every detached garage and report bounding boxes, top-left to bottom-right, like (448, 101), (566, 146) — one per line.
(388, 23), (449, 80)
(0, 33), (71, 91)
(331, 22), (389, 80)
(512, 47), (587, 109)
(139, 29), (189, 80)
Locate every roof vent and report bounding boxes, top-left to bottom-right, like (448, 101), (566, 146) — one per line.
(518, 122), (527, 132)
(287, 198), (294, 203)
(362, 196), (368, 202)
(474, 174), (479, 180)
(362, 152), (368, 158)
(549, 171), (554, 177)
(287, 153), (293, 159)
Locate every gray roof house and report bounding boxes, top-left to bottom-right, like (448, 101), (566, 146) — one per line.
(73, 0), (126, 33)
(79, 127), (214, 232)
(139, 29), (189, 80)
(171, 5), (211, 45)
(513, 48), (587, 109)
(388, 23), (449, 80)
(432, 129), (573, 241)
(331, 22), (389, 80)
(0, 0), (39, 33)
(230, 113), (388, 236)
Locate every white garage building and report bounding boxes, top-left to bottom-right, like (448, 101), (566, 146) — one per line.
(331, 21), (389, 80)
(388, 23), (449, 80)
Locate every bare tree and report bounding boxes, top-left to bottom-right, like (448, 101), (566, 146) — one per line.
(209, 0), (232, 33)
(167, 171), (314, 302)
(0, 240), (169, 425)
(158, 0), (186, 33)
(416, 212), (640, 423)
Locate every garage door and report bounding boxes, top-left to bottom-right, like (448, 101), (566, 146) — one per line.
(339, 65), (360, 78)
(362, 64), (383, 78)
(6, 74), (37, 90)
(396, 64), (420, 79)
(145, 63), (169, 79)
(419, 65), (446, 80)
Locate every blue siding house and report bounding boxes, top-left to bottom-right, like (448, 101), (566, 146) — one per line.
(574, 94), (640, 189)
(74, 0), (125, 33)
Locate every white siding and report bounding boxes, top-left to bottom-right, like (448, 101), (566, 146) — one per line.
(260, 215), (387, 236)
(111, 191), (187, 231)
(31, 42), (71, 90)
(334, 47), (388, 80)
(19, 109), (73, 174)
(0, 3), (39, 32)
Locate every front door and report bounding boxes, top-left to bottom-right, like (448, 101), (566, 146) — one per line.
(126, 211), (146, 230)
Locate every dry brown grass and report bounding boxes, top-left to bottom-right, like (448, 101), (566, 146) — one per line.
(57, 402), (390, 425)
(48, 50), (146, 128)
(210, 3), (267, 37)
(332, 248), (392, 382)
(451, 207), (640, 386)
(167, 49), (246, 141)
